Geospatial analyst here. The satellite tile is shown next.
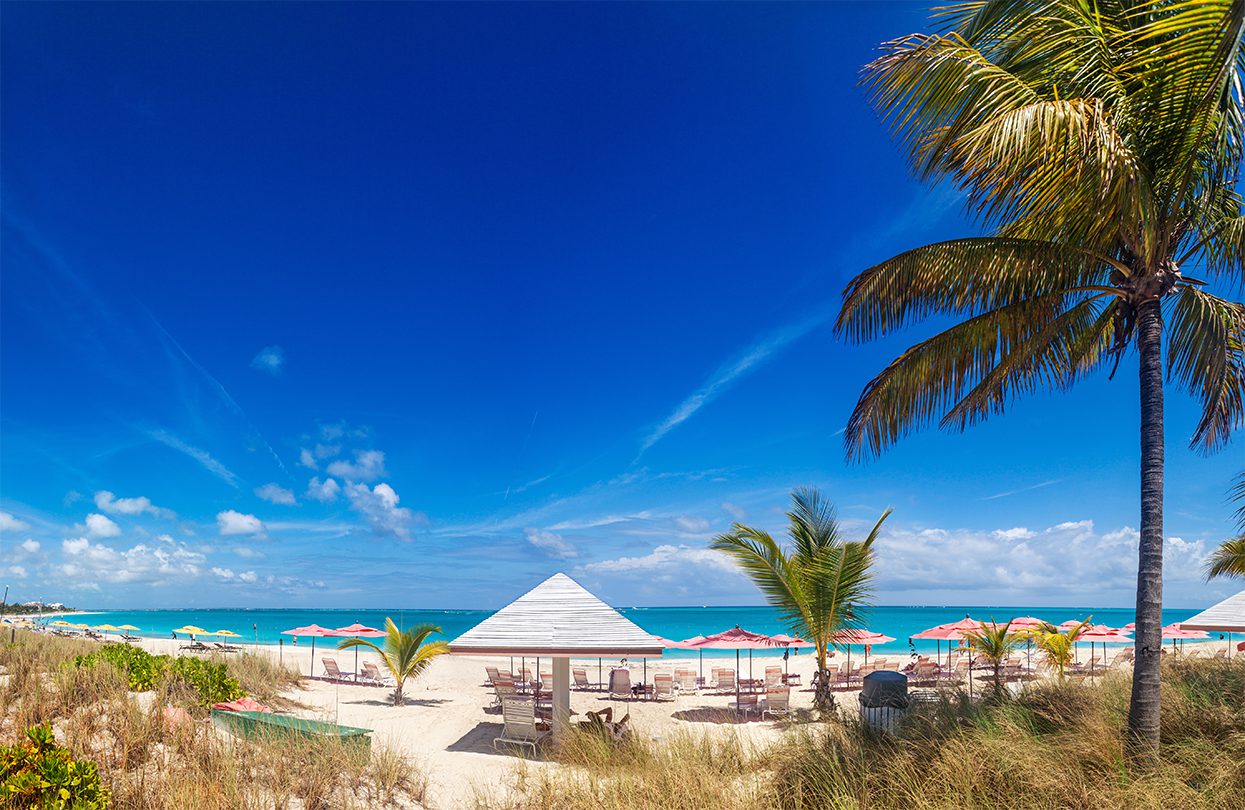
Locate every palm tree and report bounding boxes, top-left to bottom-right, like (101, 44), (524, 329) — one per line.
(962, 620), (1025, 697)
(1207, 472), (1245, 579)
(337, 618), (448, 706)
(1031, 621), (1089, 679)
(710, 487), (891, 713)
(839, 0), (1245, 752)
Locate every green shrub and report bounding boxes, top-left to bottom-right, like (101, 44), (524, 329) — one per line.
(72, 644), (243, 706)
(0, 723), (109, 809)
(166, 657), (244, 706)
(73, 644), (169, 691)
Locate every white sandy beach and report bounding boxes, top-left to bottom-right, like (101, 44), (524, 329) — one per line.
(117, 635), (1235, 808)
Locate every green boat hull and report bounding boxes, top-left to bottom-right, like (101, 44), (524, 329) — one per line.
(211, 709), (372, 750)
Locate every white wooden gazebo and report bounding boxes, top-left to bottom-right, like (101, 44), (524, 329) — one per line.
(449, 572), (664, 735)
(1181, 589), (1245, 655)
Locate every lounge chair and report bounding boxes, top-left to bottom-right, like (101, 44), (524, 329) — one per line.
(120, 633), (141, 643)
(572, 668), (601, 691)
(322, 658), (354, 682)
(761, 686), (791, 720)
(729, 692), (760, 718)
(675, 670), (698, 693)
(715, 669), (736, 694)
(609, 668), (633, 700)
(486, 666), (501, 686)
(652, 673), (676, 701)
(179, 641), (210, 653)
(765, 666), (783, 687)
(494, 698), (550, 753)
(493, 680), (519, 707)
(360, 661), (393, 687)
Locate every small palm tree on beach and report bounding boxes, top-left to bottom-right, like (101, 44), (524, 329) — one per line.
(962, 621), (1024, 697)
(1031, 621), (1089, 679)
(841, 0), (1245, 753)
(710, 487), (891, 714)
(337, 619), (448, 706)
(1207, 472), (1245, 579)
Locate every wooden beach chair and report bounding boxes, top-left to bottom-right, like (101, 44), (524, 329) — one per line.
(494, 698), (550, 753)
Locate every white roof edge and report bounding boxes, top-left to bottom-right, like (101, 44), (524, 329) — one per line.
(1179, 589), (1245, 632)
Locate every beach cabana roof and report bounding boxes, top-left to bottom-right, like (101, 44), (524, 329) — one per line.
(448, 572), (664, 657)
(1181, 589), (1245, 632)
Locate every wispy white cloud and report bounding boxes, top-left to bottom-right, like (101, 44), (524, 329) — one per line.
(250, 345), (285, 375)
(0, 512), (30, 532)
(255, 483), (297, 506)
(149, 429), (239, 488)
(580, 543), (736, 575)
(327, 449), (387, 482)
(639, 311), (832, 454)
(547, 512), (651, 531)
(524, 528), (577, 559)
(980, 479), (1063, 501)
(721, 502), (746, 521)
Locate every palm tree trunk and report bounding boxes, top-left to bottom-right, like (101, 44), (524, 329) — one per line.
(814, 646), (833, 713)
(1128, 299), (1164, 755)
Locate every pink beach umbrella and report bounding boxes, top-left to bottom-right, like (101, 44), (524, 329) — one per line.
(1162, 624), (1210, 652)
(1076, 625), (1132, 673)
(330, 622), (387, 680)
(770, 633), (815, 678)
(1006, 617), (1047, 671)
(911, 625), (962, 668)
(281, 624), (335, 676)
(691, 627), (782, 705)
(830, 628), (896, 670)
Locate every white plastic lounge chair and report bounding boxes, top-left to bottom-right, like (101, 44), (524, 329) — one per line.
(761, 686), (791, 720)
(609, 668), (633, 700)
(360, 661), (394, 687)
(729, 692), (760, 718)
(494, 698), (550, 753)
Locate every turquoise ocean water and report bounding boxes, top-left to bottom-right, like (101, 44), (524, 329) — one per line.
(42, 605), (1216, 659)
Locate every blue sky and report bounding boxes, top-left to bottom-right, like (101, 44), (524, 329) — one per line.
(1, 2), (1239, 611)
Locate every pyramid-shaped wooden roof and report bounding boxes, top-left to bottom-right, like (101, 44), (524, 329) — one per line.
(1181, 589), (1245, 632)
(449, 572), (664, 657)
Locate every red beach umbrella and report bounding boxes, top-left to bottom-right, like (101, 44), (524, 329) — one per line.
(281, 624), (334, 677)
(330, 622), (387, 680)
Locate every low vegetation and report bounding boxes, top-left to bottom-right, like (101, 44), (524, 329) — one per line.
(487, 658), (1245, 810)
(0, 631), (427, 809)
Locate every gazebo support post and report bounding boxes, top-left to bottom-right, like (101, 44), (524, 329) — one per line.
(552, 657), (571, 737)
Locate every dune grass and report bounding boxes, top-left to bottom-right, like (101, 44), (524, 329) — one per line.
(488, 658), (1245, 810)
(0, 630), (426, 809)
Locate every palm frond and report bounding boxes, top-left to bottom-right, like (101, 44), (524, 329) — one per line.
(1206, 535), (1245, 579)
(836, 237), (1118, 342)
(1165, 286), (1245, 452)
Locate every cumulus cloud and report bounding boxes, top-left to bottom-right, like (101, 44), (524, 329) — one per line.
(85, 513), (122, 538)
(327, 450), (387, 482)
(58, 536), (206, 584)
(250, 345), (285, 374)
(299, 449), (317, 470)
(9, 566), (28, 578)
(0, 512), (30, 532)
(21, 539), (40, 553)
(216, 510), (265, 537)
(524, 528), (577, 559)
(94, 491), (175, 519)
(873, 519), (1210, 602)
(346, 482), (418, 541)
(255, 483), (297, 506)
(63, 537), (90, 555)
(305, 477), (341, 503)
(212, 566), (257, 583)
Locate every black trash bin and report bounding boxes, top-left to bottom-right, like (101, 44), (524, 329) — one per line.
(860, 671), (908, 733)
(860, 670), (908, 708)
